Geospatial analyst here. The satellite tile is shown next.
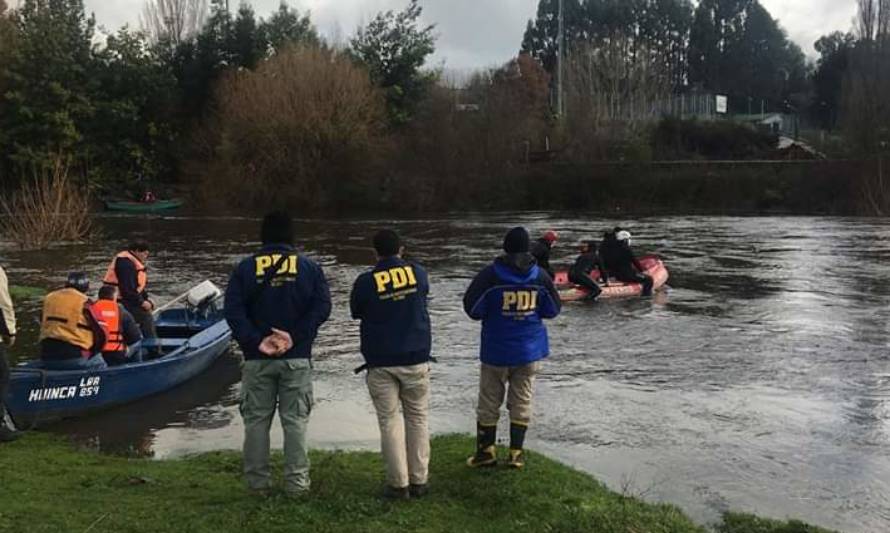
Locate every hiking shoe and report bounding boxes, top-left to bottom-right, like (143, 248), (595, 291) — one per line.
(382, 485), (410, 500)
(466, 445), (498, 468)
(0, 425), (20, 443)
(409, 483), (429, 498)
(506, 449), (525, 469)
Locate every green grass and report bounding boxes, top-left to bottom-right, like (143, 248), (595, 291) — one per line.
(0, 433), (837, 533)
(8, 284), (46, 300)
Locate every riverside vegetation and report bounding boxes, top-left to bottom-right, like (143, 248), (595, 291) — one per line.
(0, 0), (889, 218)
(0, 433), (834, 533)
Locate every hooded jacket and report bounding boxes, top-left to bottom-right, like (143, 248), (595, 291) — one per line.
(224, 244), (332, 360)
(463, 253), (561, 367)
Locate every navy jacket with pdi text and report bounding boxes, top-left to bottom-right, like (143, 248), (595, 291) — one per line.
(224, 244), (332, 360)
(463, 253), (561, 367)
(350, 257), (432, 368)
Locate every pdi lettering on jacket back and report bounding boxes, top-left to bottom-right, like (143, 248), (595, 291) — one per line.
(254, 254), (299, 278)
(501, 290), (538, 319)
(374, 266), (418, 301)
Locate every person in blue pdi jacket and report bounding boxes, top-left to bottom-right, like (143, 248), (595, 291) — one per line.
(462, 227), (562, 469)
(350, 229), (433, 500)
(224, 211), (332, 498)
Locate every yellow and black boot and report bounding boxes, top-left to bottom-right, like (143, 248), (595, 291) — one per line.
(506, 422), (527, 469)
(466, 422), (498, 467)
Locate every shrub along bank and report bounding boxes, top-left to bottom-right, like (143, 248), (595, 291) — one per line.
(0, 433), (835, 533)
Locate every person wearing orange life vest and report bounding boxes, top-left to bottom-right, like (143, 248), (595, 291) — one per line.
(40, 272), (108, 370)
(103, 242), (156, 342)
(95, 285), (143, 366)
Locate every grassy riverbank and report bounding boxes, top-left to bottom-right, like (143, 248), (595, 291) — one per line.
(0, 433), (834, 533)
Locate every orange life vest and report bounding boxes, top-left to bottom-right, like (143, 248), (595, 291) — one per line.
(40, 288), (94, 351)
(93, 299), (124, 353)
(103, 251), (148, 294)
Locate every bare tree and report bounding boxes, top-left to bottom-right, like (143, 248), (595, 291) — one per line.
(857, 0), (890, 42)
(140, 0), (209, 45)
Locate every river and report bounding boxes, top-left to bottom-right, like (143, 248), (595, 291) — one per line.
(2, 213), (889, 533)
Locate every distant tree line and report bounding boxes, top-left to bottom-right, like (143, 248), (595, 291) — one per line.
(0, 0), (887, 214)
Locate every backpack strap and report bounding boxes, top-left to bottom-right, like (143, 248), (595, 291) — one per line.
(246, 254), (290, 330)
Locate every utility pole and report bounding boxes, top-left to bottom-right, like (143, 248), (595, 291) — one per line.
(557, 0), (565, 117)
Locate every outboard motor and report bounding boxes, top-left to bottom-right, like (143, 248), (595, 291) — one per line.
(186, 281), (223, 320)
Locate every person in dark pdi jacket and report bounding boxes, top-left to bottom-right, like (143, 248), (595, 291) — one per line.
(351, 229), (433, 500)
(462, 227), (561, 469)
(225, 211), (331, 497)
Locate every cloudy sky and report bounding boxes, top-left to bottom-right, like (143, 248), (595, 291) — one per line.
(80, 0), (859, 70)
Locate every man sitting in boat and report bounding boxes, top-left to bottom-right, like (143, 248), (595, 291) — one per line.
(39, 272), (108, 370)
(530, 230), (559, 279)
(95, 286), (143, 366)
(600, 229), (653, 296)
(568, 240), (604, 300)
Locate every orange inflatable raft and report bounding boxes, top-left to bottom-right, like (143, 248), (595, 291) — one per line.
(553, 255), (669, 301)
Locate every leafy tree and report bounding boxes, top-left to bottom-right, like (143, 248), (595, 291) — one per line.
(812, 32), (855, 130)
(259, 2), (319, 55)
(521, 0), (693, 93)
(688, 0), (806, 109)
(1, 0), (97, 173)
(167, 0), (232, 120)
(229, 3), (263, 69)
(350, 0), (436, 127)
(520, 0), (584, 75)
(89, 28), (179, 185)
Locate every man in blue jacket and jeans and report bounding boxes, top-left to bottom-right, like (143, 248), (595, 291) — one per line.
(463, 227), (561, 469)
(351, 230), (432, 499)
(225, 211), (331, 497)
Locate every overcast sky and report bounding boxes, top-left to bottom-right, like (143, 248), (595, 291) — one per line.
(79, 0), (859, 70)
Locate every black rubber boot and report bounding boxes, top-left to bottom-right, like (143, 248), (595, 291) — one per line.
(507, 423), (528, 468)
(466, 422), (497, 467)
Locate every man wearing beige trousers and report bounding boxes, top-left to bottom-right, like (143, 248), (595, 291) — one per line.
(462, 227), (562, 469)
(351, 230), (433, 500)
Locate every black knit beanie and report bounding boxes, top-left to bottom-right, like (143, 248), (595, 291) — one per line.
(503, 227), (530, 254)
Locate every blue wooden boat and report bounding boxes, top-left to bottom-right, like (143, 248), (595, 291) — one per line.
(4, 284), (232, 428)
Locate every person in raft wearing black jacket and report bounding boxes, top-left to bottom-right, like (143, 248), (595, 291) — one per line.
(599, 228), (653, 296)
(351, 230), (433, 500)
(568, 240), (604, 300)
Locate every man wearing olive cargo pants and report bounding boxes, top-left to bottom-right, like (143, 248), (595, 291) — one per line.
(225, 212), (331, 496)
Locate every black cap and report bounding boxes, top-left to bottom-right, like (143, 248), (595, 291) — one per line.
(261, 211), (294, 245)
(373, 230), (401, 257)
(503, 227), (530, 254)
(65, 272), (90, 294)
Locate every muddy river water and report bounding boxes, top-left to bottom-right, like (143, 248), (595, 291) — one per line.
(2, 213), (889, 532)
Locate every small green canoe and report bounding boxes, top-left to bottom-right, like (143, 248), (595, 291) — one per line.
(104, 199), (184, 213)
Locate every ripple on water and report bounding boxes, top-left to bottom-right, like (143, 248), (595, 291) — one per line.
(3, 214), (890, 532)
